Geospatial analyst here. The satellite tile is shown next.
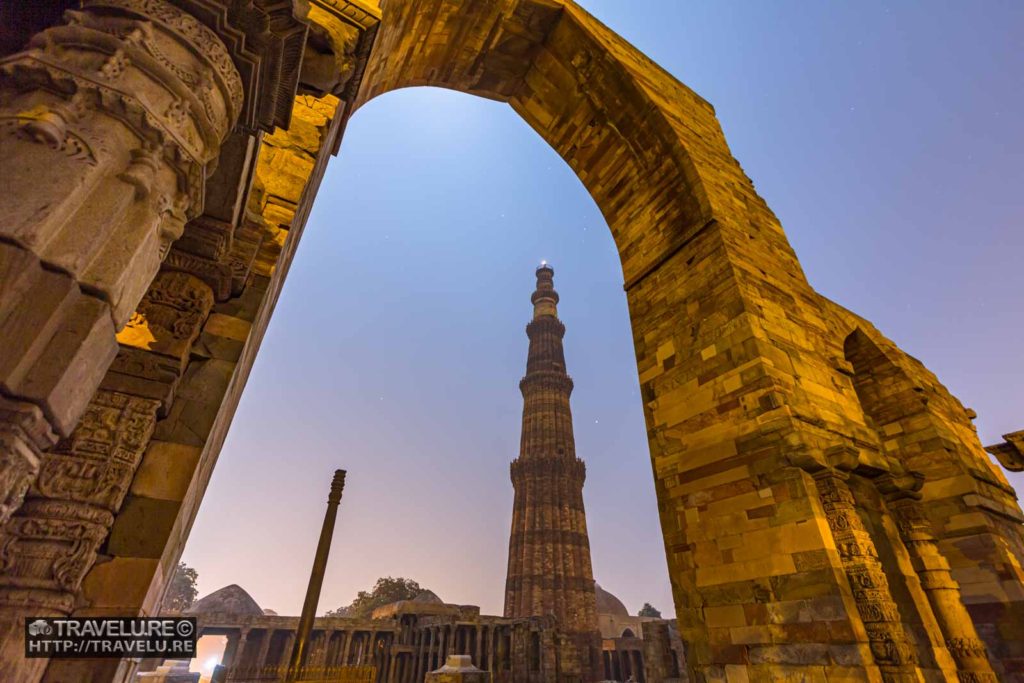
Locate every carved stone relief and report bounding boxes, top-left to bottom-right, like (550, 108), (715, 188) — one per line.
(813, 469), (920, 681)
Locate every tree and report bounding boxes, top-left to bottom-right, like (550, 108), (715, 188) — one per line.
(325, 577), (426, 619)
(638, 602), (662, 618)
(165, 562), (199, 612)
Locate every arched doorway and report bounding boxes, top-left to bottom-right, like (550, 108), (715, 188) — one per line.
(0, 1), (1020, 682)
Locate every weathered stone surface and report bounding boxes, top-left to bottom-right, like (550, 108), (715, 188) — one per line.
(0, 1), (1020, 682)
(986, 431), (1024, 472)
(130, 441), (203, 502)
(504, 266), (602, 682)
(118, 272), (215, 367)
(39, 76), (350, 683)
(0, 0), (242, 533)
(426, 654), (488, 683)
(0, 389), (161, 682)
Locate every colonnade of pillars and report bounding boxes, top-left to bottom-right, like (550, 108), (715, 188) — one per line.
(211, 627), (389, 680)
(199, 622), (530, 683)
(408, 622), (518, 683)
(602, 648), (645, 683)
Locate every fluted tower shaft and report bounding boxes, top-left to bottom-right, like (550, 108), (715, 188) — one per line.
(504, 265), (601, 680)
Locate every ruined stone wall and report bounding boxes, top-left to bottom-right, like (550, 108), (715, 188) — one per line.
(0, 90), (345, 683)
(0, 4), (351, 668)
(201, 610), (570, 683)
(0, 2), (1020, 683)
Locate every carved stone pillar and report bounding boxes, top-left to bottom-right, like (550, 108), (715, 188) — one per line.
(234, 628), (251, 667)
(387, 650), (398, 683)
(488, 627), (496, 674)
(221, 628), (246, 669)
(0, 0), (242, 525)
(425, 626), (436, 672)
(342, 629), (353, 667)
(474, 625), (482, 669)
(256, 629), (273, 670)
(0, 270), (213, 683)
(811, 461), (921, 683)
(414, 627), (424, 681)
(0, 390), (161, 682)
(322, 630), (332, 668)
(878, 473), (999, 682)
(496, 629), (507, 676)
(282, 631), (296, 669)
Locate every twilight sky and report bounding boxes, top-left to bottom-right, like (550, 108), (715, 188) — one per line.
(182, 1), (1023, 619)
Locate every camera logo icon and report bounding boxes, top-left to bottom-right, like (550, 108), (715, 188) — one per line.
(28, 620), (53, 636)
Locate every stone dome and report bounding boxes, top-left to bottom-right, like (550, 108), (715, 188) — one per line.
(595, 583), (629, 617)
(411, 590), (444, 604)
(187, 584), (263, 616)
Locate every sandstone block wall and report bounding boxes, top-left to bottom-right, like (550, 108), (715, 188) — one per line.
(0, 2), (1019, 682)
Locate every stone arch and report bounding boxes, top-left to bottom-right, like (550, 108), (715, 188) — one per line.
(0, 1), (1022, 682)
(837, 315), (1011, 483)
(620, 628), (635, 639)
(840, 323), (1023, 676)
(340, 6), (922, 680)
(354, 0), (720, 288)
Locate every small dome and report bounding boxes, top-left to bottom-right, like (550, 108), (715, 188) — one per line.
(187, 585), (263, 616)
(595, 583), (628, 617)
(411, 590), (444, 604)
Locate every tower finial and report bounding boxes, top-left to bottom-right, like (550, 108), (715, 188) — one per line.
(531, 262), (558, 319)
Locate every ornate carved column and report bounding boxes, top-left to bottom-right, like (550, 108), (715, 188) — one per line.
(810, 456), (921, 683)
(877, 473), (998, 682)
(0, 0), (244, 525)
(0, 390), (160, 680)
(0, 270), (214, 682)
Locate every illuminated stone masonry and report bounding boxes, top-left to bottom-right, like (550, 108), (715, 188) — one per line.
(504, 265), (603, 683)
(168, 583), (684, 683)
(0, 1), (1020, 682)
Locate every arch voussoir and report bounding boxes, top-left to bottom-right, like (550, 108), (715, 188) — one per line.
(0, 1), (1019, 682)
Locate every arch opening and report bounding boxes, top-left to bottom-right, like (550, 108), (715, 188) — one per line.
(3, 1), (1020, 682)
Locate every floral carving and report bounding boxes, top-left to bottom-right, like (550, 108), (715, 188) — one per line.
(123, 271), (215, 348)
(0, 105), (99, 166)
(162, 249), (234, 301)
(0, 500), (113, 610)
(34, 392), (159, 508)
(0, 391), (158, 613)
(81, 0), (243, 114)
(814, 471), (919, 679)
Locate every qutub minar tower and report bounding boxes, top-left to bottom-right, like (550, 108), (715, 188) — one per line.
(504, 264), (603, 682)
